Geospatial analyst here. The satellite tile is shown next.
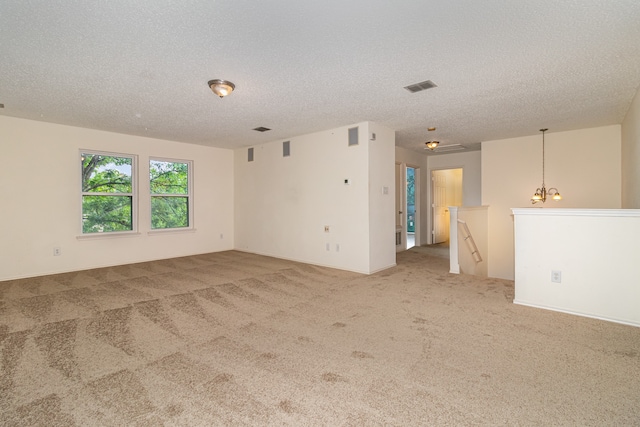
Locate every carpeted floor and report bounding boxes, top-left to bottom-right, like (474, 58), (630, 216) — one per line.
(1, 250), (639, 426)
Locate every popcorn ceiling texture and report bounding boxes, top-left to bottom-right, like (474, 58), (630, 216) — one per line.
(0, 1), (639, 151)
(1, 250), (639, 425)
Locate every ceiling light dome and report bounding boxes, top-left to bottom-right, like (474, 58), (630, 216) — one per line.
(425, 140), (439, 150)
(208, 79), (235, 98)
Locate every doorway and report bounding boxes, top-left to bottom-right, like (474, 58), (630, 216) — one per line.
(406, 166), (417, 249)
(431, 168), (462, 244)
(395, 163), (420, 251)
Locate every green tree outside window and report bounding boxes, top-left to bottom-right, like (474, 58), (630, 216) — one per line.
(150, 160), (190, 229)
(81, 153), (134, 233)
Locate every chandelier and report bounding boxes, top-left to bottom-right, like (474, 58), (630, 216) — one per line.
(531, 128), (562, 204)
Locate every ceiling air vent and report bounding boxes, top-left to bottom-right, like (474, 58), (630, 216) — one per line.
(404, 80), (437, 93)
(434, 144), (466, 153)
(253, 127), (271, 132)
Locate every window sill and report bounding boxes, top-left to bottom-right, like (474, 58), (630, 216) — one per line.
(148, 228), (196, 236)
(77, 232), (141, 240)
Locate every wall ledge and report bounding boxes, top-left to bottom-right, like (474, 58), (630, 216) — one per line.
(451, 205), (489, 212)
(512, 208), (640, 218)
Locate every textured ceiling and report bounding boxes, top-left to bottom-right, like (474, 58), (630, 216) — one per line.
(1, 1), (640, 154)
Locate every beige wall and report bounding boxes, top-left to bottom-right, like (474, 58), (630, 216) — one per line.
(482, 126), (621, 280)
(427, 151), (482, 245)
(0, 116), (234, 281)
(622, 86), (640, 208)
(234, 122), (395, 274)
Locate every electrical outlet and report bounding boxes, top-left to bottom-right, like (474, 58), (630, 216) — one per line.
(53, 247), (61, 256)
(551, 270), (562, 283)
(336, 244), (340, 252)
(326, 243), (330, 251)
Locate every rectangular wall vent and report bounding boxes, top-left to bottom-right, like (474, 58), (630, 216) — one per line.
(348, 127), (359, 146)
(404, 80), (437, 93)
(248, 147), (254, 162)
(283, 141), (290, 157)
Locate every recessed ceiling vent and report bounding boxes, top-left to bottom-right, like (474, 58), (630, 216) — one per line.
(253, 127), (271, 132)
(433, 144), (466, 153)
(404, 80), (437, 93)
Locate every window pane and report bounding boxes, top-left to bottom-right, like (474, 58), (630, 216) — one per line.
(82, 195), (132, 233)
(151, 196), (188, 229)
(150, 160), (188, 194)
(82, 153), (132, 193)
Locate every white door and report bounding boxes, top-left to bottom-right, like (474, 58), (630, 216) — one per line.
(432, 173), (448, 244)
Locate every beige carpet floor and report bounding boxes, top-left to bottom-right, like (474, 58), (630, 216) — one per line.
(1, 249), (639, 426)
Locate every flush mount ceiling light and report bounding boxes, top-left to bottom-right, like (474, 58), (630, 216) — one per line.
(425, 140), (439, 150)
(208, 79), (235, 98)
(531, 128), (562, 204)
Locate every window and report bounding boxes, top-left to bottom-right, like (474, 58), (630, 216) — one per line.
(81, 151), (136, 234)
(150, 159), (192, 230)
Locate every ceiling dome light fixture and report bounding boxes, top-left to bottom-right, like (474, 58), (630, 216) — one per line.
(208, 79), (235, 98)
(425, 140), (439, 150)
(531, 128), (562, 204)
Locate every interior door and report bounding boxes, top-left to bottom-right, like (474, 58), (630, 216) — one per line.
(432, 173), (448, 244)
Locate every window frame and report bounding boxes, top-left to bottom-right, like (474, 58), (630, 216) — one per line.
(148, 157), (194, 232)
(79, 149), (138, 236)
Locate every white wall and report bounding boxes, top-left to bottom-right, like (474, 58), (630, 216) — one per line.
(368, 122), (397, 272)
(234, 122), (395, 274)
(482, 126), (621, 280)
(622, 85), (640, 208)
(0, 116), (234, 281)
(513, 209), (640, 327)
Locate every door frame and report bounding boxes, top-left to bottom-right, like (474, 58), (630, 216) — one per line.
(429, 167), (463, 245)
(405, 164), (420, 249)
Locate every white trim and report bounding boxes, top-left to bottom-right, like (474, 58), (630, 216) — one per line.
(77, 232), (141, 240)
(511, 208), (640, 217)
(80, 150), (138, 235)
(514, 300), (640, 328)
(148, 228), (197, 236)
(149, 157), (194, 230)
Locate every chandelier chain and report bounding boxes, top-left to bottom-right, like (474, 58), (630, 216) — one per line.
(541, 129), (545, 187)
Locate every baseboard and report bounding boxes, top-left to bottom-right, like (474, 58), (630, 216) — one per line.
(513, 299), (640, 328)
